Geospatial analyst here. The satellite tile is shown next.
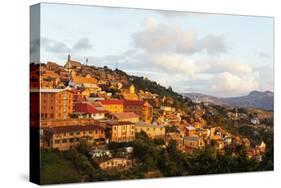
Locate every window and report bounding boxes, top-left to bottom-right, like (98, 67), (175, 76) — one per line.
(54, 140), (60, 144)
(69, 132), (74, 136)
(76, 132), (80, 135)
(62, 139), (67, 143)
(89, 131), (92, 134)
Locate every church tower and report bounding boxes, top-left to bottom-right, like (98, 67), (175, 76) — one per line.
(67, 54), (71, 62)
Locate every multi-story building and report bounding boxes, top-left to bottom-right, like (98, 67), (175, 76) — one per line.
(30, 89), (73, 120)
(106, 121), (135, 142)
(41, 125), (105, 151)
(99, 99), (124, 113)
(123, 100), (153, 123)
(135, 122), (165, 139)
(183, 135), (205, 149)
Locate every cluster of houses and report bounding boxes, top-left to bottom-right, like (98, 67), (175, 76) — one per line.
(30, 54), (267, 171)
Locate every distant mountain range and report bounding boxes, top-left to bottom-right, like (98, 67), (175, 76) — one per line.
(182, 91), (274, 111)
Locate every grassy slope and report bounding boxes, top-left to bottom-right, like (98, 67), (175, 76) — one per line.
(40, 150), (80, 185)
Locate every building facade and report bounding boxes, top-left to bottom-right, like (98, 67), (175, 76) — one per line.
(183, 135), (205, 149)
(31, 89), (73, 120)
(123, 100), (153, 123)
(135, 122), (165, 139)
(100, 100), (124, 113)
(106, 121), (135, 142)
(41, 125), (105, 151)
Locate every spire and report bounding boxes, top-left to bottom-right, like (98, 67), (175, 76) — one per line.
(67, 54), (71, 62)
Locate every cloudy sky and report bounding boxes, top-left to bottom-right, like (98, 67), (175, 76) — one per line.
(35, 3), (273, 97)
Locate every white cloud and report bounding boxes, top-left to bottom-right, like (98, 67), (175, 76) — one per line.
(72, 38), (93, 52)
(40, 37), (93, 55)
(207, 60), (253, 75)
(152, 53), (201, 78)
(211, 72), (259, 96)
(143, 17), (158, 30)
(133, 18), (228, 55)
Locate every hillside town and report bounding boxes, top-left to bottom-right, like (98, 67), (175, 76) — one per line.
(30, 55), (272, 179)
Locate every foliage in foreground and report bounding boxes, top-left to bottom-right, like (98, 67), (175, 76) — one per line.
(40, 133), (273, 184)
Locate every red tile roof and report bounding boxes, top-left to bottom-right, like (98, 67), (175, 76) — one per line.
(113, 112), (139, 120)
(99, 99), (124, 105)
(75, 103), (108, 114)
(123, 100), (144, 106)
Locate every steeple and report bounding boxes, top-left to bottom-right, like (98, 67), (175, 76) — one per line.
(67, 54), (71, 62)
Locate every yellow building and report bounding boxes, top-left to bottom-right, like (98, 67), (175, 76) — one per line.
(121, 84), (139, 100)
(41, 125), (105, 151)
(71, 73), (98, 87)
(135, 122), (165, 139)
(106, 121), (135, 142)
(99, 100), (124, 113)
(122, 93), (139, 100)
(81, 88), (91, 98)
(183, 136), (205, 149)
(123, 100), (153, 123)
(121, 84), (135, 94)
(185, 126), (197, 136)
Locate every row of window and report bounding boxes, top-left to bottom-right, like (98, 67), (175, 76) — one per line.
(113, 131), (134, 137)
(54, 137), (99, 144)
(42, 105), (72, 110)
(113, 126), (134, 131)
(55, 130), (104, 137)
(138, 127), (163, 131)
(40, 112), (69, 119)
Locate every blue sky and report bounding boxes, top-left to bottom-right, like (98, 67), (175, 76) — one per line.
(36, 3), (274, 97)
